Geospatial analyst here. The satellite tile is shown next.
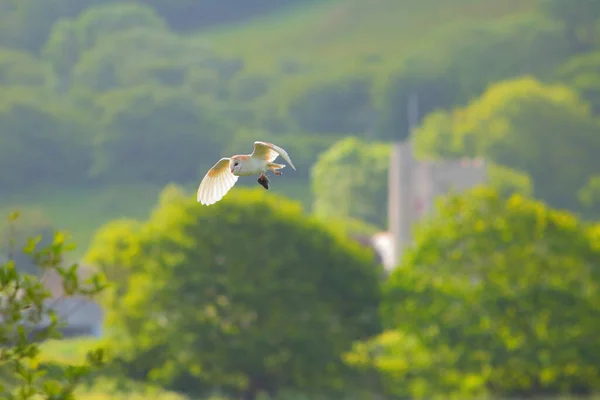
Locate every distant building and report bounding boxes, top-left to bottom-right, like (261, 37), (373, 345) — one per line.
(385, 140), (487, 269)
(348, 140), (486, 272)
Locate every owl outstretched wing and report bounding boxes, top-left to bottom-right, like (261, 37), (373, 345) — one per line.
(197, 158), (239, 205)
(250, 141), (296, 170)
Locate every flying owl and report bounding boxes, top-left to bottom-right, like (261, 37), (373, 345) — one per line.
(197, 141), (296, 205)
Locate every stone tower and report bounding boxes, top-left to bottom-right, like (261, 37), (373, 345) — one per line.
(387, 141), (487, 268)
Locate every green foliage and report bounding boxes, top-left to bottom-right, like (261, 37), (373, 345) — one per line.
(42, 2), (168, 92)
(538, 0), (600, 51)
(148, 0), (317, 31)
(0, 183), (165, 261)
(3, 0), (600, 396)
(288, 76), (374, 135)
(0, 207), (55, 276)
(311, 137), (390, 229)
(0, 0), (568, 255)
(69, 2), (167, 49)
(92, 85), (233, 183)
(344, 329), (478, 398)
(85, 187), (382, 398)
(0, 0), (321, 51)
(75, 376), (191, 399)
(69, 29), (216, 93)
(0, 212), (107, 399)
(0, 48), (51, 87)
(0, 88), (94, 190)
(487, 163), (534, 198)
(381, 187), (600, 397)
(414, 76), (600, 212)
(555, 51), (600, 114)
(205, 0), (537, 77)
(578, 175), (600, 220)
(0, 0), (105, 52)
(378, 13), (570, 139)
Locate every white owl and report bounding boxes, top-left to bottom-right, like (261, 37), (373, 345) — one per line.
(197, 141), (296, 206)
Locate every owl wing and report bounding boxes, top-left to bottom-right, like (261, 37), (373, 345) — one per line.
(197, 158), (239, 205)
(250, 141), (296, 170)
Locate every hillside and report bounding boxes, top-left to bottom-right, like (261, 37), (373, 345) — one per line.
(201, 0), (537, 76)
(1, 0), (541, 258)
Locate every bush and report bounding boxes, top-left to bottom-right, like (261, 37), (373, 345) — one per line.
(381, 187), (600, 397)
(413, 77), (600, 212)
(0, 211), (107, 398)
(85, 187), (382, 399)
(311, 137), (390, 229)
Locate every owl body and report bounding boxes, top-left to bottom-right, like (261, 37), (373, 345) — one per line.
(197, 141), (296, 205)
(230, 155), (267, 177)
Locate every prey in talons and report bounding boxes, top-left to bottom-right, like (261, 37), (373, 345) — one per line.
(257, 173), (270, 190)
(257, 168), (283, 190)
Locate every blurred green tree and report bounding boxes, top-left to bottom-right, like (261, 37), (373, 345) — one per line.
(486, 163), (533, 198)
(414, 76), (600, 212)
(91, 85), (233, 184)
(381, 187), (600, 397)
(42, 2), (168, 92)
(311, 136), (390, 229)
(378, 14), (570, 140)
(84, 187), (382, 399)
(578, 175), (600, 220)
(344, 329), (482, 398)
(555, 50), (600, 114)
(0, 48), (51, 87)
(0, 207), (55, 276)
(0, 0), (316, 50)
(0, 211), (107, 398)
(0, 0), (105, 52)
(68, 26), (238, 95)
(288, 76), (375, 135)
(0, 88), (94, 191)
(538, 0), (600, 51)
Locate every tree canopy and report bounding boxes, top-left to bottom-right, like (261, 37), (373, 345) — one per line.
(414, 77), (600, 212)
(377, 187), (600, 397)
(311, 137), (390, 229)
(84, 186), (382, 399)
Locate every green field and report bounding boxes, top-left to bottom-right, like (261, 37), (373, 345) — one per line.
(2, 181), (312, 258)
(1, 184), (164, 259)
(200, 0), (537, 76)
(0, 338), (187, 399)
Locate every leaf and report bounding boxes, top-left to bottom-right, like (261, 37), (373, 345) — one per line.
(8, 211), (20, 222)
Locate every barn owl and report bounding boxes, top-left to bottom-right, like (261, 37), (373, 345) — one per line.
(197, 141), (296, 205)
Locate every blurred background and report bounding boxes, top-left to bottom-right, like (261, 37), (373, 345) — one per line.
(1, 0), (600, 398)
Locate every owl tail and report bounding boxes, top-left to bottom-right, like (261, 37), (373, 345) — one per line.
(268, 162), (286, 171)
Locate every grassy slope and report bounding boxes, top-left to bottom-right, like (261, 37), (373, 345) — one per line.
(1, 181), (311, 259)
(1, 184), (164, 259)
(201, 0), (537, 76)
(4, 0), (536, 257)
